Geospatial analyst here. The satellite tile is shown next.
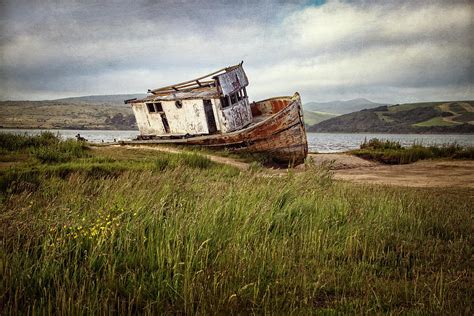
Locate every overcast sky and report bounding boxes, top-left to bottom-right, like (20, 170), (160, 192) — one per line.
(0, 0), (472, 103)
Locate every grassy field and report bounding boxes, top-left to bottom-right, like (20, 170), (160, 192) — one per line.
(413, 116), (460, 127)
(303, 110), (337, 126)
(387, 102), (444, 113)
(1, 133), (473, 314)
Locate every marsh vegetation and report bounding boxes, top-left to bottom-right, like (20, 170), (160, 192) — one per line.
(0, 133), (472, 313)
(351, 138), (474, 164)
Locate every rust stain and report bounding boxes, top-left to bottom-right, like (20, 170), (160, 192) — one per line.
(124, 63), (308, 165)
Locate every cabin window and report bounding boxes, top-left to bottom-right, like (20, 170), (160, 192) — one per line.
(220, 89), (247, 108)
(220, 96), (230, 108)
(146, 103), (155, 113)
(175, 100), (183, 109)
(146, 102), (163, 113)
(154, 102), (163, 112)
(237, 90), (244, 101)
(236, 88), (247, 101)
(230, 93), (238, 105)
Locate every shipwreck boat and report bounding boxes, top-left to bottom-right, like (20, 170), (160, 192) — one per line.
(124, 62), (308, 165)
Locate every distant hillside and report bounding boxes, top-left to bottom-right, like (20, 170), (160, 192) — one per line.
(54, 94), (145, 105)
(0, 100), (137, 130)
(304, 98), (386, 114)
(303, 110), (338, 126)
(1, 93), (342, 130)
(307, 101), (474, 133)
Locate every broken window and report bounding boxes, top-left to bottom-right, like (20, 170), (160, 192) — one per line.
(237, 90), (244, 101)
(230, 93), (238, 105)
(154, 102), (163, 112)
(220, 96), (230, 108)
(146, 103), (156, 113)
(147, 102), (163, 113)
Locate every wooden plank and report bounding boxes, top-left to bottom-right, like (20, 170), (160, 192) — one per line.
(149, 64), (240, 94)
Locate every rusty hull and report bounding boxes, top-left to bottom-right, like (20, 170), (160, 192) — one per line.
(123, 93), (308, 165)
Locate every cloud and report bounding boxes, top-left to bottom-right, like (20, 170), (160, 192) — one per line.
(0, 0), (472, 102)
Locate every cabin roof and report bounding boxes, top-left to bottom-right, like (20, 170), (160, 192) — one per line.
(125, 62), (247, 104)
(134, 86), (220, 102)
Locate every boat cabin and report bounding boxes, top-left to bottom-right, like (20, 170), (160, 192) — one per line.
(125, 63), (253, 138)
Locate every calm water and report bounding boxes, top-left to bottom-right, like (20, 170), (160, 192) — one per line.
(1, 129), (473, 153)
(0, 129), (140, 143)
(307, 132), (474, 153)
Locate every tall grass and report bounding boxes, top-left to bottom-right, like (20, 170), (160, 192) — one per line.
(31, 139), (90, 163)
(0, 132), (90, 163)
(353, 138), (474, 164)
(0, 131), (59, 151)
(0, 143), (472, 313)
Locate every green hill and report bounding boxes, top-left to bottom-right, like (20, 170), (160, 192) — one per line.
(0, 100), (137, 130)
(54, 94), (145, 104)
(303, 110), (338, 126)
(307, 101), (474, 133)
(304, 98), (386, 114)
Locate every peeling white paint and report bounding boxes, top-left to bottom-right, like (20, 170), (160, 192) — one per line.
(218, 98), (253, 133)
(163, 99), (208, 135)
(216, 66), (249, 96)
(132, 99), (211, 136)
(131, 103), (166, 135)
(133, 96), (252, 136)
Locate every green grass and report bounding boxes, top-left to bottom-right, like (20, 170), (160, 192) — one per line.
(303, 110), (337, 126)
(376, 112), (395, 122)
(0, 131), (59, 151)
(413, 117), (460, 127)
(162, 144), (277, 165)
(387, 102), (445, 112)
(352, 138), (474, 164)
(0, 134), (473, 314)
(0, 131), (90, 164)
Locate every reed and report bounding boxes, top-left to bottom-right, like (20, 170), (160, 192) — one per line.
(352, 138), (474, 164)
(0, 131), (59, 151)
(0, 136), (472, 314)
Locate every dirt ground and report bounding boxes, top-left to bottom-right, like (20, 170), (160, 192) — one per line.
(2, 145), (471, 189)
(310, 153), (474, 188)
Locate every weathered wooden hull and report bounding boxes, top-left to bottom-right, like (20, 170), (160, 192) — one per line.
(123, 93), (308, 165)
